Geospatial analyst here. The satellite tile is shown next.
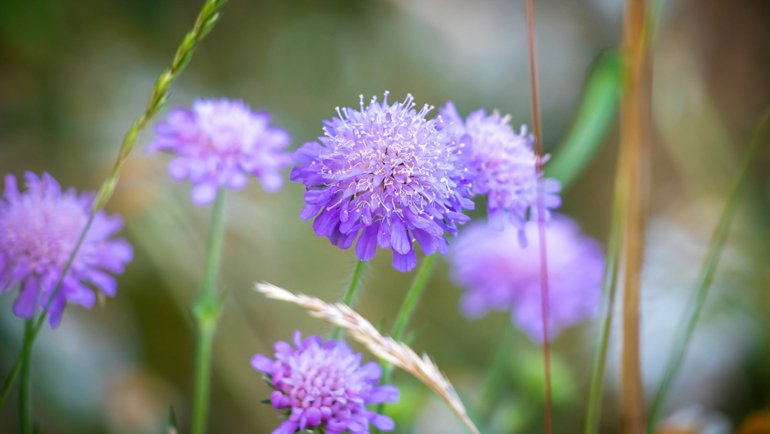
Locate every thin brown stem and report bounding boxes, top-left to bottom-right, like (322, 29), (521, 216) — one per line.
(618, 0), (651, 432)
(524, 0), (552, 433)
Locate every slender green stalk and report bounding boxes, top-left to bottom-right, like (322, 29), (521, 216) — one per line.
(390, 254), (437, 341)
(19, 320), (34, 434)
(201, 190), (227, 300)
(330, 260), (368, 340)
(477, 325), (516, 422)
(376, 254), (437, 422)
(584, 190), (624, 434)
(191, 324), (216, 434)
(0, 0), (230, 406)
(191, 189), (227, 434)
(647, 109), (770, 432)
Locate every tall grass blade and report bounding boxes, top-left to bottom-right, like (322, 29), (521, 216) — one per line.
(583, 188), (624, 434)
(647, 109), (770, 432)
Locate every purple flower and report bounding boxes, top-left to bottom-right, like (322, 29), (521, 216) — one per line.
(439, 102), (561, 232)
(291, 93), (474, 272)
(449, 215), (603, 342)
(252, 331), (399, 434)
(148, 98), (292, 205)
(0, 172), (133, 327)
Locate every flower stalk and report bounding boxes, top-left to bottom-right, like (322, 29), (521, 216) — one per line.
(191, 188), (227, 434)
(390, 254), (437, 342)
(331, 260), (368, 340)
(378, 254), (437, 417)
(19, 319), (34, 434)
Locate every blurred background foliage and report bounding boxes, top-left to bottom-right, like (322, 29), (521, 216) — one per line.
(1, 0), (770, 433)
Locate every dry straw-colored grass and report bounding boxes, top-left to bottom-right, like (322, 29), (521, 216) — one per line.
(254, 282), (481, 434)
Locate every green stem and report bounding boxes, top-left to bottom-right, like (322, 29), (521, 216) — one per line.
(379, 254), (437, 399)
(202, 190), (227, 300)
(191, 189), (227, 434)
(330, 260), (368, 340)
(374, 255), (437, 430)
(19, 320), (34, 434)
(0, 0), (230, 408)
(390, 254), (437, 342)
(584, 187), (624, 434)
(647, 109), (770, 433)
(477, 326), (516, 422)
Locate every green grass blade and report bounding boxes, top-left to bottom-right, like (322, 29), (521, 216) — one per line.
(583, 183), (624, 434)
(545, 51), (621, 190)
(647, 109), (770, 432)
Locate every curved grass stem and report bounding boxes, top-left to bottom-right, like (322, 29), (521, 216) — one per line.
(583, 191), (624, 434)
(646, 109), (770, 432)
(0, 0), (230, 410)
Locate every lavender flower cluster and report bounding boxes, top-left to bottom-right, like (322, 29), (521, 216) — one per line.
(2, 93), (605, 434)
(148, 98), (291, 205)
(449, 216), (604, 342)
(291, 92), (561, 272)
(252, 332), (398, 434)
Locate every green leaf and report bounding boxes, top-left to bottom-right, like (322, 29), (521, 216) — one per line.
(545, 50), (622, 190)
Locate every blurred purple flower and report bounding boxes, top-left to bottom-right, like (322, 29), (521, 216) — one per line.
(148, 98), (291, 205)
(252, 331), (399, 434)
(439, 102), (561, 232)
(0, 172), (133, 327)
(449, 215), (603, 342)
(291, 93), (474, 272)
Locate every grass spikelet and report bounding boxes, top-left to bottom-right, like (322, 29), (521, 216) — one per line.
(254, 282), (481, 434)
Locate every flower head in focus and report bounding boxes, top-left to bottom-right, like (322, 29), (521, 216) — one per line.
(291, 92), (474, 272)
(449, 215), (603, 342)
(148, 98), (291, 205)
(252, 331), (399, 434)
(0, 172), (133, 327)
(439, 102), (560, 233)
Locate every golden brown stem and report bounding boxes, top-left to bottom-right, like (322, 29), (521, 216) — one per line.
(618, 0), (651, 432)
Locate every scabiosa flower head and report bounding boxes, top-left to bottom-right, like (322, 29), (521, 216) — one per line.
(0, 172), (133, 327)
(449, 215), (603, 342)
(148, 98), (292, 205)
(439, 102), (561, 232)
(252, 331), (399, 434)
(291, 92), (474, 272)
